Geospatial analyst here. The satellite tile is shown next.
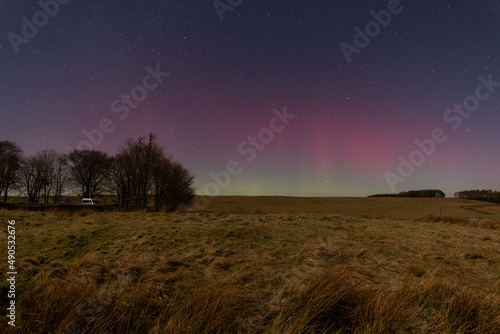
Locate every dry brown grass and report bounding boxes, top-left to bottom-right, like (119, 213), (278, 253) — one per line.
(1, 206), (499, 333)
(196, 196), (500, 217)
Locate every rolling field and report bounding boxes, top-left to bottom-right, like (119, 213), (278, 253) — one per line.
(1, 197), (500, 333)
(200, 196), (500, 217)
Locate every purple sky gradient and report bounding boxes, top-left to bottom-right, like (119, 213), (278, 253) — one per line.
(1, 1), (499, 196)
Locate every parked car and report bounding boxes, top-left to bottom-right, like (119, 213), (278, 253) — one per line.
(58, 199), (73, 205)
(23, 199), (39, 204)
(81, 198), (99, 205)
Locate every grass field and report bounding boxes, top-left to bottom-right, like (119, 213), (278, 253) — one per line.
(199, 196), (500, 217)
(1, 197), (500, 333)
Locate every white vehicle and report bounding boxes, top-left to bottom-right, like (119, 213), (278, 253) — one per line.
(81, 198), (100, 205)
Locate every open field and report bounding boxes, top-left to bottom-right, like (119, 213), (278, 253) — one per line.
(7, 196), (500, 217)
(6, 196), (500, 218)
(1, 197), (500, 333)
(199, 196), (500, 217)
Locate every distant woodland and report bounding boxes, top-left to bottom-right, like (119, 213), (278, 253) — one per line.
(368, 189), (446, 198)
(454, 190), (500, 204)
(369, 189), (500, 204)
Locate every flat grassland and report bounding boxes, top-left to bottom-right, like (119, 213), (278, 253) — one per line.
(201, 196), (500, 216)
(1, 197), (499, 333)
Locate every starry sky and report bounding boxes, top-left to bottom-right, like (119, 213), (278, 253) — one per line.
(1, 1), (499, 197)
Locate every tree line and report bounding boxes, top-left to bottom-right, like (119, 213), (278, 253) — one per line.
(368, 189), (446, 198)
(0, 134), (195, 211)
(454, 190), (500, 204)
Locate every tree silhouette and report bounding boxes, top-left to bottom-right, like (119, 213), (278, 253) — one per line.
(111, 133), (195, 211)
(67, 150), (111, 198)
(0, 140), (22, 202)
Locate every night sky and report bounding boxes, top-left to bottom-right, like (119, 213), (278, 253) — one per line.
(1, 1), (499, 197)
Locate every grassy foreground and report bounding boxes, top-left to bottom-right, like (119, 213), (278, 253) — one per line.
(1, 199), (500, 333)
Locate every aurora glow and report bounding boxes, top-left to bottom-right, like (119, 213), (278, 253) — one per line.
(1, 1), (499, 196)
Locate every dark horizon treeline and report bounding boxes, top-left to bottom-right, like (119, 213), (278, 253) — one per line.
(370, 189), (500, 204)
(454, 190), (500, 204)
(368, 189), (446, 198)
(0, 134), (195, 211)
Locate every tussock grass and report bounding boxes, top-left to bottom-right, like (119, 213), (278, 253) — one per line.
(415, 215), (500, 230)
(415, 215), (471, 225)
(1, 208), (499, 333)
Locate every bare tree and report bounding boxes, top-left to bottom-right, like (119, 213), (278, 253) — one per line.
(111, 133), (195, 211)
(112, 134), (163, 209)
(109, 156), (127, 208)
(52, 154), (69, 203)
(0, 140), (22, 202)
(153, 157), (195, 211)
(67, 150), (111, 198)
(37, 150), (58, 204)
(18, 154), (46, 202)
(18, 150), (69, 203)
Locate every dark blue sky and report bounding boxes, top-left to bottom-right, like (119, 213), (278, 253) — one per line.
(1, 1), (499, 196)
